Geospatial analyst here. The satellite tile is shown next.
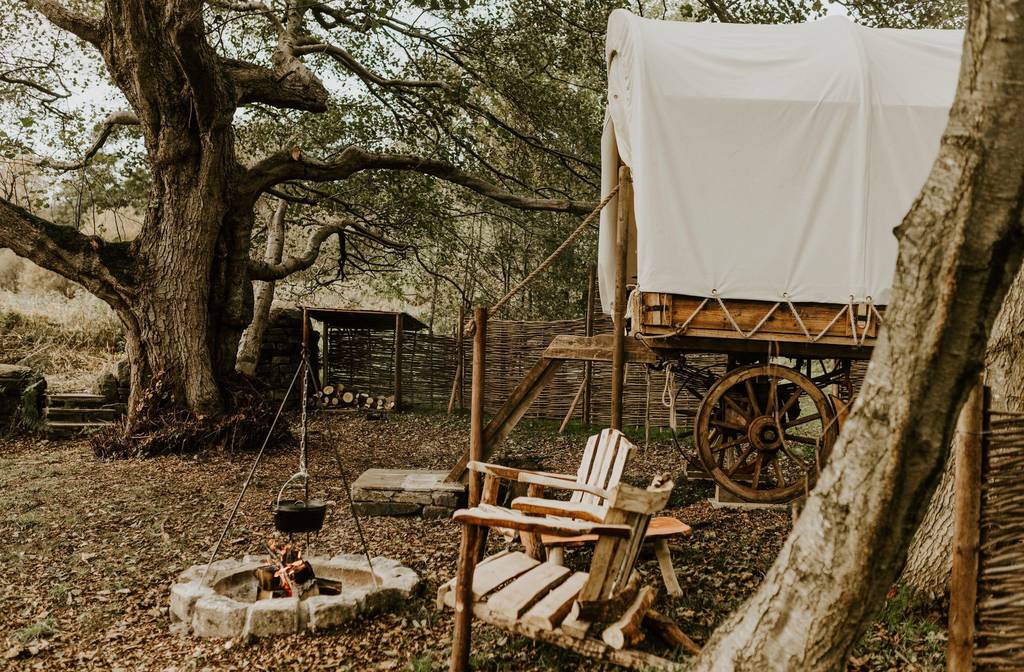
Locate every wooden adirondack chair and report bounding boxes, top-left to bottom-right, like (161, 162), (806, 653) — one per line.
(502, 428), (690, 597)
(440, 468), (696, 671)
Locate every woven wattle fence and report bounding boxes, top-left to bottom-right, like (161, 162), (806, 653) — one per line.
(321, 318), (724, 428)
(974, 409), (1024, 670)
(473, 316), (724, 428)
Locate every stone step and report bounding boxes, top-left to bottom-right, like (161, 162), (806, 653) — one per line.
(46, 393), (108, 409)
(45, 406), (122, 423)
(45, 420), (114, 439)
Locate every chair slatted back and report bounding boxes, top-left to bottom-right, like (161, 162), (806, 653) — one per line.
(577, 476), (674, 604)
(570, 429), (635, 507)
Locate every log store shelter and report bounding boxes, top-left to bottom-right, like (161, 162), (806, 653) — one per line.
(301, 307), (428, 410)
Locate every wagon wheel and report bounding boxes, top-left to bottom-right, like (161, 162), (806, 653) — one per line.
(695, 363), (839, 504)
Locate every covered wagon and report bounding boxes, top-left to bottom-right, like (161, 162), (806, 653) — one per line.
(598, 10), (963, 502)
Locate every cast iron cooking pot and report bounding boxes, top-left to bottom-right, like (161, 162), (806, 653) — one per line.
(273, 499), (327, 534)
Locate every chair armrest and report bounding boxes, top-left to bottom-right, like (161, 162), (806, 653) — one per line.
(454, 504), (631, 539)
(468, 461), (608, 500)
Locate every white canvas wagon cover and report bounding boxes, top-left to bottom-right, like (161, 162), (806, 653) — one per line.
(598, 10), (963, 314)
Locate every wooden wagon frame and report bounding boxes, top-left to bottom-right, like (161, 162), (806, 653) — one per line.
(449, 164), (886, 504)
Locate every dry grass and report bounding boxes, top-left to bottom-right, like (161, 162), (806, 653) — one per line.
(0, 287), (123, 391)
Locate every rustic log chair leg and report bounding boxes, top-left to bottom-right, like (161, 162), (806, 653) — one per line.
(474, 475), (500, 563)
(519, 483), (546, 561)
(653, 539), (683, 597)
(548, 546), (565, 566)
(450, 524), (479, 672)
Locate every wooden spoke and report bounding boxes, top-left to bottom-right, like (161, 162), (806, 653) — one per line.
(766, 374), (778, 415)
(725, 446), (755, 478)
(722, 394), (753, 421)
(778, 388), (803, 417)
(781, 444), (809, 470)
(784, 432), (821, 446)
(710, 418), (746, 433)
(785, 413), (821, 428)
(772, 459), (787, 487)
(744, 380), (761, 416)
(751, 454), (763, 489)
(710, 436), (748, 453)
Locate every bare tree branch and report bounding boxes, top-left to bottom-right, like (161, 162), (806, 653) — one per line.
(221, 58), (329, 112)
(701, 0), (738, 22)
(293, 42), (448, 89)
(243, 146), (596, 215)
(37, 111), (139, 171)
(0, 197), (133, 309)
(27, 0), (105, 46)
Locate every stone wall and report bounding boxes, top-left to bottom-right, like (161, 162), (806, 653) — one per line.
(0, 364), (46, 434)
(257, 308), (319, 404)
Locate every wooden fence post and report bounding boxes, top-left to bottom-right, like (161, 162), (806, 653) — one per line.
(948, 377), (985, 672)
(611, 165), (632, 431)
(469, 307), (487, 507)
(393, 313), (404, 410)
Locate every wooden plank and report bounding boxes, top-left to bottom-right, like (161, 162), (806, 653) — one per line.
(543, 334), (659, 364)
(522, 572), (589, 631)
(454, 505), (633, 539)
(469, 461), (608, 499)
(438, 551), (538, 609)
(485, 562), (571, 622)
(649, 293), (879, 339)
(571, 433), (601, 504)
(581, 431), (617, 507)
(511, 497), (607, 523)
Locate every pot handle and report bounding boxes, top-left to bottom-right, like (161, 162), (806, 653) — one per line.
(276, 470), (309, 508)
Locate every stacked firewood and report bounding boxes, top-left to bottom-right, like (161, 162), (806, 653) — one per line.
(314, 384), (395, 411)
(255, 540), (342, 600)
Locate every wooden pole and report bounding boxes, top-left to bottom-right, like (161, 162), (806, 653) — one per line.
(449, 523), (479, 672)
(948, 377), (985, 672)
(582, 264), (596, 427)
(469, 307), (487, 507)
(611, 165), (632, 431)
(393, 313), (404, 410)
(457, 303), (466, 411)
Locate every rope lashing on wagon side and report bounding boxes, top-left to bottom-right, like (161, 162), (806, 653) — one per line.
(637, 290), (886, 345)
(464, 184), (621, 335)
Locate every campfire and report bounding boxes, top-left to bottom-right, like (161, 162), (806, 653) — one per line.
(255, 539), (343, 600)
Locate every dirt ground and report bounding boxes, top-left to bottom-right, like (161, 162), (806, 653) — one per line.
(0, 411), (945, 671)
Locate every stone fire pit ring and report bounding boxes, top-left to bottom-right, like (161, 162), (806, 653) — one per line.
(170, 554), (420, 638)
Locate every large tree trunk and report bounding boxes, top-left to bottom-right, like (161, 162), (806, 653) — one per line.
(690, 1), (1024, 668)
(902, 269), (1024, 598)
(236, 200), (287, 377)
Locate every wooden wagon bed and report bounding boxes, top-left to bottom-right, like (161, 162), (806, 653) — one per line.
(631, 291), (884, 359)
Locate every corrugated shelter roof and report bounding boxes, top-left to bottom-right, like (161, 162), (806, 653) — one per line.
(301, 307), (428, 331)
